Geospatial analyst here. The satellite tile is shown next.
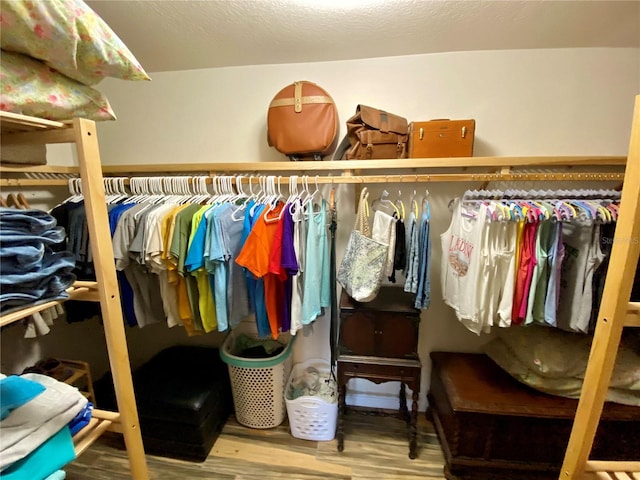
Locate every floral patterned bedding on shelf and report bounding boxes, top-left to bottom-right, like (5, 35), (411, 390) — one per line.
(0, 0), (150, 121)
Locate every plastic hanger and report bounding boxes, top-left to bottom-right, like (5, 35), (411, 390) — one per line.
(409, 189), (419, 219)
(422, 189), (431, 221)
(372, 189), (400, 217)
(394, 189), (405, 221)
(302, 175), (322, 211)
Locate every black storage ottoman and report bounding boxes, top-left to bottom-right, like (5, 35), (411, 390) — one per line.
(95, 345), (233, 462)
(134, 345), (233, 461)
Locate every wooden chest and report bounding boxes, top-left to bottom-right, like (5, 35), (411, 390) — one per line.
(339, 287), (420, 359)
(428, 352), (640, 480)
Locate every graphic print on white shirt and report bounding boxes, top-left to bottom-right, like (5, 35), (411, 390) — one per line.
(440, 200), (487, 325)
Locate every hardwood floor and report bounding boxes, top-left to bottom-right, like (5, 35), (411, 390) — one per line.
(65, 411), (446, 479)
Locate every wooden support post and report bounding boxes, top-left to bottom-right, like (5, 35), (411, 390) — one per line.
(73, 119), (149, 480)
(560, 96), (640, 479)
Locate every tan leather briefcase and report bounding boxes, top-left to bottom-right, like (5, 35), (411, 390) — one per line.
(408, 119), (475, 158)
(344, 105), (409, 160)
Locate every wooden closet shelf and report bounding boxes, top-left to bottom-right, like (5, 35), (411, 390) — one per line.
(0, 281), (100, 327)
(72, 409), (121, 457)
(584, 460), (640, 472)
(0, 112), (75, 145)
(1, 111), (149, 479)
(99, 156), (627, 173)
(0, 111), (65, 131)
(627, 302), (640, 327)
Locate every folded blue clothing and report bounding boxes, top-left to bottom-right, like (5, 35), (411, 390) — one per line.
(0, 244), (45, 272)
(0, 227), (66, 246)
(68, 402), (93, 436)
(0, 252), (76, 285)
(0, 427), (75, 480)
(43, 471), (66, 480)
(0, 274), (75, 313)
(0, 375), (46, 420)
(0, 208), (58, 235)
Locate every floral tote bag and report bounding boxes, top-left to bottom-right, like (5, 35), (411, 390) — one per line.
(337, 187), (389, 302)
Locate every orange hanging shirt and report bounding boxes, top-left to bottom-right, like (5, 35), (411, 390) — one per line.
(236, 203), (284, 338)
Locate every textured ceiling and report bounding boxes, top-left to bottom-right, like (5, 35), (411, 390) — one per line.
(87, 0), (640, 73)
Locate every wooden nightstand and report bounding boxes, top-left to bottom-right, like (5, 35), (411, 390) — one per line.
(336, 287), (422, 459)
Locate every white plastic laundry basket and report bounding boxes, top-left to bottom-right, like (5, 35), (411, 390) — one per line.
(285, 358), (337, 441)
(220, 322), (294, 429)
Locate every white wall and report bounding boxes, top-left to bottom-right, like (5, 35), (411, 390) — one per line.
(4, 47), (638, 411)
(96, 48), (638, 164)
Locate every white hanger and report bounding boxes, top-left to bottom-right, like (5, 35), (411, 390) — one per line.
(372, 188), (399, 216)
(302, 175), (322, 210)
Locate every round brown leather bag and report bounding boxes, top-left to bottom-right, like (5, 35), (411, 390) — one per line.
(267, 81), (338, 161)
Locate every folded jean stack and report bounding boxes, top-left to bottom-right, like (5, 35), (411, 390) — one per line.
(0, 372), (92, 480)
(0, 208), (76, 314)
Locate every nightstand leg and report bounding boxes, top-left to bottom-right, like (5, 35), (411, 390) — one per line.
(337, 382), (346, 452)
(399, 383), (410, 424)
(409, 389), (419, 459)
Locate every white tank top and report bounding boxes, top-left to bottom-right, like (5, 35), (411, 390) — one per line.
(476, 217), (515, 332)
(495, 221), (517, 327)
(467, 213), (495, 334)
(441, 199), (487, 328)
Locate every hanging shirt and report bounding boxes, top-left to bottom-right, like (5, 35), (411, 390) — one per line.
(403, 211), (419, 294)
(301, 199), (330, 326)
(290, 200), (307, 335)
(372, 209), (396, 278)
(557, 221), (596, 331)
(170, 203), (203, 333)
(389, 218), (406, 283)
(267, 210), (289, 331)
(107, 202), (138, 327)
(240, 202), (270, 338)
(495, 220), (517, 328)
(236, 202), (284, 338)
(574, 224), (605, 333)
(441, 200), (487, 330)
(513, 221), (538, 324)
(279, 205), (298, 333)
(544, 222), (565, 327)
(239, 200), (256, 313)
(475, 216), (497, 333)
(206, 203), (233, 332)
(590, 222), (616, 329)
(513, 219), (525, 279)
(186, 205), (218, 332)
(163, 204), (197, 334)
(127, 206), (166, 325)
(527, 220), (553, 325)
(216, 205), (250, 330)
(144, 203), (182, 328)
(414, 210), (431, 310)
(113, 203), (163, 328)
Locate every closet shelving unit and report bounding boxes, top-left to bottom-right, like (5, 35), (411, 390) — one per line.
(1, 99), (638, 480)
(0, 111), (149, 480)
(560, 98), (640, 480)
